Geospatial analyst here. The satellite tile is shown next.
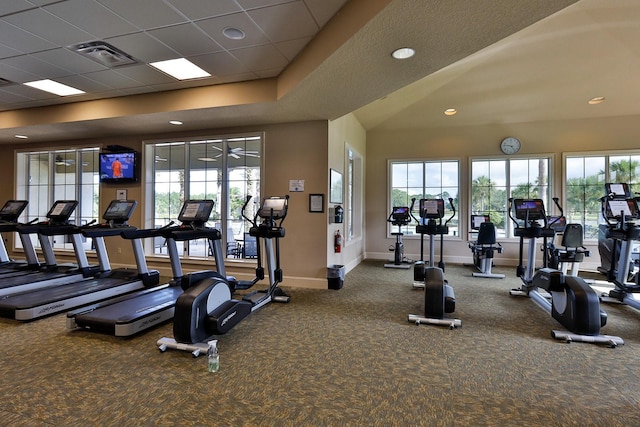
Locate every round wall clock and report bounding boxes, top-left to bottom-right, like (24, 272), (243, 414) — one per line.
(500, 137), (521, 155)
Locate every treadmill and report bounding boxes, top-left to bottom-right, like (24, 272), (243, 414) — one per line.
(0, 200), (93, 297)
(67, 199), (222, 336)
(0, 200), (159, 321)
(0, 200), (33, 273)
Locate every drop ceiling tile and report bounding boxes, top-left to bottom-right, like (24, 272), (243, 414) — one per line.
(2, 8), (95, 46)
(236, 0), (293, 9)
(32, 48), (107, 74)
(304, 0), (348, 28)
(148, 23), (223, 57)
(105, 32), (179, 63)
(195, 12), (270, 50)
(164, 0), (242, 20)
(191, 51), (248, 76)
(0, 19), (56, 53)
(46, 0), (138, 39)
(0, 42), (22, 60)
(97, 0), (187, 29)
(112, 64), (176, 85)
(0, 61), (40, 83)
(3, 54), (70, 80)
(55, 74), (114, 93)
(82, 69), (142, 89)
(0, 0), (34, 16)
(231, 44), (288, 71)
(276, 36), (312, 61)
(248, 1), (319, 43)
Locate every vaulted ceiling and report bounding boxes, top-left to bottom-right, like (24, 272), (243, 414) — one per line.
(1, 0), (633, 144)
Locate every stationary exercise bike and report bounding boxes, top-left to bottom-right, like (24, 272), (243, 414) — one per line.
(384, 203), (413, 269)
(157, 195), (291, 356)
(599, 183), (640, 311)
(408, 197), (460, 329)
(508, 197), (622, 346)
(467, 214), (504, 279)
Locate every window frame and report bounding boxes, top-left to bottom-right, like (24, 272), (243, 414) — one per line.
(143, 132), (263, 260)
(387, 158), (461, 238)
(470, 154), (554, 239)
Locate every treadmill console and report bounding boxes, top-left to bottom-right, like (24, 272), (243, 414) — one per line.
(604, 198), (640, 222)
(178, 200), (214, 227)
(46, 200), (78, 224)
(605, 182), (631, 198)
(0, 200), (28, 223)
(102, 200), (137, 225)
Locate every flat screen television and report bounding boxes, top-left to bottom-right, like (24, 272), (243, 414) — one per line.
(99, 151), (138, 183)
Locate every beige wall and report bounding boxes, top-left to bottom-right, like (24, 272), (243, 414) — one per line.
(0, 120), (331, 289)
(365, 115), (640, 272)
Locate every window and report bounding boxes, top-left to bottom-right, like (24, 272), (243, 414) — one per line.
(389, 160), (459, 236)
(145, 133), (261, 259)
(565, 152), (640, 240)
(16, 148), (100, 250)
(346, 147), (363, 241)
(471, 157), (551, 237)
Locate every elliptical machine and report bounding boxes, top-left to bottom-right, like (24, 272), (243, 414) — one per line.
(384, 204), (413, 269)
(157, 196), (291, 356)
(599, 183), (640, 311)
(508, 197), (622, 346)
(467, 214), (505, 279)
(408, 197), (460, 329)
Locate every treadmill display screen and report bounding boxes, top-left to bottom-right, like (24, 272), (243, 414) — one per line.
(0, 200), (28, 222)
(513, 199), (545, 221)
(46, 200), (78, 222)
(103, 200), (137, 221)
(178, 200), (214, 223)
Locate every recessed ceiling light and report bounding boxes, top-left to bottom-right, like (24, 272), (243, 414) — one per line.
(150, 58), (211, 80)
(169, 120), (183, 125)
(444, 108), (457, 116)
(588, 96), (605, 105)
(391, 47), (415, 60)
(23, 79), (85, 96)
(15, 134), (29, 139)
(223, 27), (245, 40)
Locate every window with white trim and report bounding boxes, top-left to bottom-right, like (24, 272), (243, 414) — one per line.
(389, 160), (459, 236)
(145, 133), (261, 259)
(471, 156), (551, 237)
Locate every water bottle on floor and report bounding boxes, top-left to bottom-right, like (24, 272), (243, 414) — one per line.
(207, 340), (219, 373)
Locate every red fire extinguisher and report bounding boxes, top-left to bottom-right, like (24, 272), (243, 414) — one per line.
(334, 230), (342, 253)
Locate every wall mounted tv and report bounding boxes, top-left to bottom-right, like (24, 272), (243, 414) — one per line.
(99, 151), (138, 183)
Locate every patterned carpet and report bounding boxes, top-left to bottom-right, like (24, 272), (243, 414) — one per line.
(1, 260), (639, 426)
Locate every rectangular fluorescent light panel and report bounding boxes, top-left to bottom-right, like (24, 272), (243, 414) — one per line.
(150, 58), (211, 80)
(24, 79), (85, 96)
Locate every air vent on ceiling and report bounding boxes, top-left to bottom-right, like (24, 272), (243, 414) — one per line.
(70, 41), (137, 67)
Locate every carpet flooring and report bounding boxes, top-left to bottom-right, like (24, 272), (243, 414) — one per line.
(1, 260), (639, 426)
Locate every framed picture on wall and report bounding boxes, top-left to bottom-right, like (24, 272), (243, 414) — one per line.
(309, 194), (324, 213)
(330, 169), (343, 204)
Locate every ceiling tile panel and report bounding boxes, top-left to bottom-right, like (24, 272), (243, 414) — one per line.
(148, 23), (223, 57)
(45, 0), (139, 40)
(0, 42), (22, 60)
(32, 48), (107, 74)
(3, 54), (71, 80)
(195, 12), (270, 50)
(191, 51), (250, 76)
(303, 0), (348, 28)
(2, 8), (95, 46)
(113, 64), (179, 86)
(105, 32), (179, 63)
(231, 44), (288, 71)
(82, 69), (142, 89)
(97, 0), (188, 30)
(248, 1), (319, 43)
(164, 0), (242, 20)
(276, 36), (312, 61)
(0, 20), (56, 53)
(236, 0), (293, 9)
(0, 0), (35, 16)
(0, 62), (40, 83)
